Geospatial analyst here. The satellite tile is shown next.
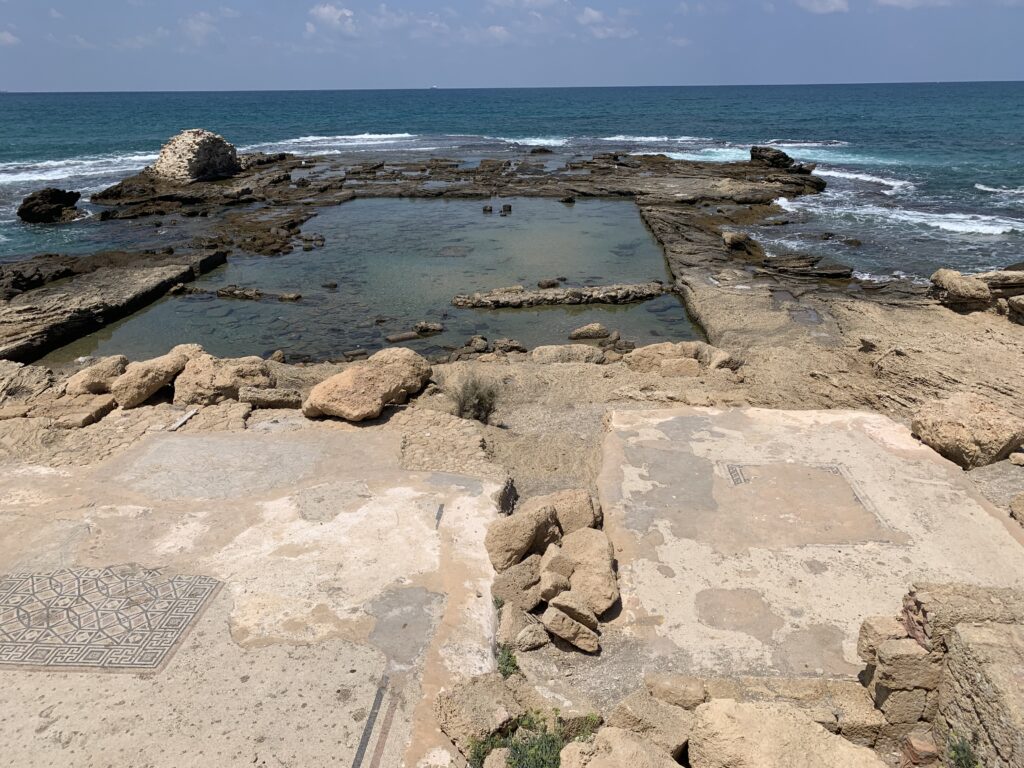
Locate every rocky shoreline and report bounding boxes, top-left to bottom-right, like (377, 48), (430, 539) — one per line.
(3, 131), (1024, 768)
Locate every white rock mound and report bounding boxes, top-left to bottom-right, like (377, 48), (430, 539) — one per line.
(151, 129), (241, 183)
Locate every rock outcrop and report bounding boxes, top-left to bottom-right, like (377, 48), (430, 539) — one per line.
(151, 129), (241, 183)
(302, 347), (431, 422)
(688, 699), (888, 768)
(911, 392), (1024, 468)
(16, 188), (82, 224)
(929, 269), (992, 310)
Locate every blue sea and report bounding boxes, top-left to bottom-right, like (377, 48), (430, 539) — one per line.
(2, 83), (1023, 280)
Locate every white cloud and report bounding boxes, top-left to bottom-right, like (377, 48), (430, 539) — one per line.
(309, 3), (357, 34)
(0, 29), (18, 45)
(795, 0), (849, 11)
(48, 8), (63, 20)
(181, 11), (219, 45)
(876, 0), (951, 6)
(576, 6), (636, 38)
(117, 26), (170, 50)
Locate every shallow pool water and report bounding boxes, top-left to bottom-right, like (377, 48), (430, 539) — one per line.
(44, 197), (699, 363)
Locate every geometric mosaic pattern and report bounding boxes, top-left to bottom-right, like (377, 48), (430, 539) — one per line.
(0, 565), (220, 672)
(721, 461), (877, 513)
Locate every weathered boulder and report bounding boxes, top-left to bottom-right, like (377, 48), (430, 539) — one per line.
(569, 323), (610, 340)
(607, 690), (693, 759)
(539, 570), (571, 601)
(645, 673), (708, 711)
(17, 188), (82, 224)
(65, 355), (128, 395)
(911, 392), (1024, 468)
(497, 607), (534, 648)
(560, 528), (619, 616)
(929, 268), (992, 310)
(560, 727), (680, 768)
(541, 606), (600, 653)
(530, 345), (605, 365)
(520, 489), (601, 535)
(491, 554), (543, 612)
(540, 543), (576, 580)
(151, 129), (241, 183)
(173, 354), (275, 406)
(434, 673), (525, 755)
(689, 699), (889, 768)
(109, 344), (204, 409)
(485, 504), (560, 572)
(302, 348), (431, 422)
(750, 146), (795, 169)
(549, 590), (599, 631)
(517, 623), (550, 651)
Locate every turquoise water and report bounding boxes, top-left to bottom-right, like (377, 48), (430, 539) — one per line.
(2, 83), (1023, 278)
(40, 197), (695, 363)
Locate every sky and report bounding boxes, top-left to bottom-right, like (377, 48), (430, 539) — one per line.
(0, 0), (1022, 91)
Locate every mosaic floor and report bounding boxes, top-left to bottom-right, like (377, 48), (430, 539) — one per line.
(0, 564), (220, 672)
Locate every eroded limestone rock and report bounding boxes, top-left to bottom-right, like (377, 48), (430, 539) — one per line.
(65, 355), (128, 395)
(173, 354), (275, 406)
(434, 673), (525, 755)
(110, 344), (204, 409)
(560, 527), (619, 616)
(607, 690), (693, 759)
(484, 504), (560, 572)
(302, 347), (431, 422)
(560, 727), (679, 768)
(911, 392), (1024, 469)
(689, 699), (888, 768)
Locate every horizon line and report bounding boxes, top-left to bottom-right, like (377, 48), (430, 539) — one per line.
(2, 78), (1023, 95)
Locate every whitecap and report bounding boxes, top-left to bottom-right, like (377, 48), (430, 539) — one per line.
(0, 151), (159, 185)
(975, 184), (1024, 196)
(492, 137), (570, 147)
(777, 196), (1023, 235)
(601, 135), (671, 143)
(814, 169), (915, 196)
(634, 148), (749, 163)
(766, 139), (850, 148)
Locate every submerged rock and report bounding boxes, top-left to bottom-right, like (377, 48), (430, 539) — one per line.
(17, 188), (82, 224)
(151, 129), (241, 184)
(569, 323), (611, 340)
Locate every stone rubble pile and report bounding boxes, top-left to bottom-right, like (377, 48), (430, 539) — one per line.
(487, 488), (616, 654)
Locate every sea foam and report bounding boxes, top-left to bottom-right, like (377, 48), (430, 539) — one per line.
(0, 152), (159, 185)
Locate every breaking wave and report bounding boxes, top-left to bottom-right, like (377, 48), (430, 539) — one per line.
(0, 151), (158, 185)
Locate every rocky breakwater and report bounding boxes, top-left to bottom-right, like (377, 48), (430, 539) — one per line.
(452, 282), (668, 310)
